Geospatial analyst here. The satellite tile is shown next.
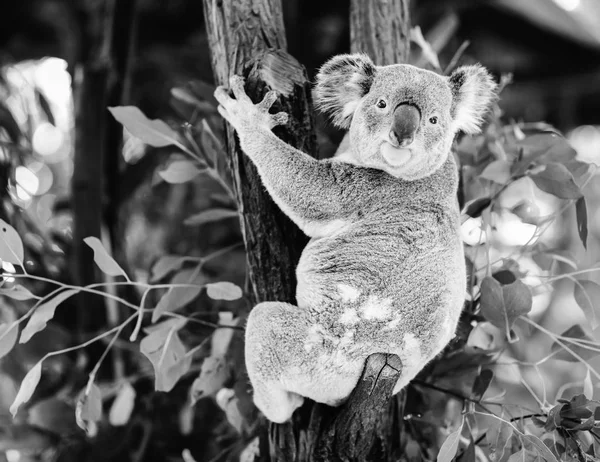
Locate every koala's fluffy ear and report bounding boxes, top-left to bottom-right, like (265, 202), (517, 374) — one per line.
(448, 65), (497, 134)
(314, 53), (376, 129)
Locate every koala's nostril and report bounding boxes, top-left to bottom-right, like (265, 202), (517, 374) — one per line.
(390, 103), (421, 147)
(389, 130), (413, 147)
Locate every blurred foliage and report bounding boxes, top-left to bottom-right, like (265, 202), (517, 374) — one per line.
(0, 2), (599, 462)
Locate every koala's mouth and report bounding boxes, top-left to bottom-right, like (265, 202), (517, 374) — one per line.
(380, 142), (412, 168)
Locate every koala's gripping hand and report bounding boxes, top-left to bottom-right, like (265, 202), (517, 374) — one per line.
(215, 76), (288, 142)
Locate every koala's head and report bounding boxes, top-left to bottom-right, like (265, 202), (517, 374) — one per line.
(314, 54), (497, 180)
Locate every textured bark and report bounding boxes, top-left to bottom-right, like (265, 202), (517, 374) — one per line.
(203, 0), (312, 305)
(203, 1), (411, 460)
(350, 0), (411, 64)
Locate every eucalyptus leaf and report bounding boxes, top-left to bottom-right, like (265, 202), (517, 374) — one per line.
(0, 219), (24, 265)
(20, 289), (79, 343)
(108, 106), (181, 148)
(575, 196), (588, 249)
(75, 384), (102, 435)
(10, 361), (43, 416)
(206, 282), (243, 301)
(436, 416), (463, 462)
(573, 280), (600, 329)
(84, 237), (128, 278)
(479, 277), (532, 333)
(0, 322), (18, 359)
(184, 209), (238, 226)
(530, 163), (582, 199)
(159, 160), (203, 184)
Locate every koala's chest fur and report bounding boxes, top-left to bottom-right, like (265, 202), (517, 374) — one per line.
(295, 171), (465, 357)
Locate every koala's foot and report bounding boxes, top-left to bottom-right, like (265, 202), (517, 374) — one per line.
(245, 302), (309, 423)
(214, 76), (289, 135)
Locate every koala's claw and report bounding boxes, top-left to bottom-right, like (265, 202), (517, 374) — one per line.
(229, 75), (252, 103)
(258, 90), (278, 110)
(271, 112), (289, 126)
(214, 76), (289, 133)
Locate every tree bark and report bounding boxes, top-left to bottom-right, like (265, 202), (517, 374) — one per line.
(350, 0), (411, 63)
(202, 1), (411, 460)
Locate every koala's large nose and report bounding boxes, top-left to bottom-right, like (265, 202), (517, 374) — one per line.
(390, 103), (421, 148)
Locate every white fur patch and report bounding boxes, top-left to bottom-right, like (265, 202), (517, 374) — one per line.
(402, 333), (422, 368)
(341, 101), (359, 120)
(339, 308), (360, 325)
(386, 317), (402, 329)
(361, 296), (392, 320)
(304, 325), (324, 352)
(339, 330), (355, 347)
(302, 218), (348, 238)
(338, 284), (361, 302)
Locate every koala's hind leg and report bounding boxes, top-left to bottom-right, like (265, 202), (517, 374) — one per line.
(245, 302), (309, 422)
(245, 302), (362, 423)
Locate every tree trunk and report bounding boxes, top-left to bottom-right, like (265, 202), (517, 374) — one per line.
(350, 0), (411, 63)
(202, 1), (411, 460)
(72, 0), (138, 352)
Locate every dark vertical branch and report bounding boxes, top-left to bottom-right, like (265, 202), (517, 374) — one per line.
(72, 0), (113, 331)
(104, 0), (138, 249)
(72, 0), (139, 333)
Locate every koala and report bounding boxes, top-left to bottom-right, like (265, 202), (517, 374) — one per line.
(214, 53), (496, 423)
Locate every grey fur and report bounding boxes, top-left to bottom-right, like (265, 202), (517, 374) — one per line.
(214, 56), (496, 423)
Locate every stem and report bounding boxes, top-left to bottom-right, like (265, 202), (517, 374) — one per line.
(521, 316), (600, 381)
(130, 287), (150, 342)
(412, 380), (497, 416)
(44, 313), (137, 360)
(87, 313), (133, 387)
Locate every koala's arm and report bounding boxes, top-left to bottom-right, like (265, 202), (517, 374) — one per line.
(215, 77), (361, 236)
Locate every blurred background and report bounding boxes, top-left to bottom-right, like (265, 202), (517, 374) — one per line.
(0, 0), (599, 461)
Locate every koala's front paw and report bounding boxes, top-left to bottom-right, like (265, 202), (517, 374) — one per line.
(214, 76), (289, 135)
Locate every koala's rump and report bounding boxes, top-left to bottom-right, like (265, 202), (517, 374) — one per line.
(295, 215), (465, 354)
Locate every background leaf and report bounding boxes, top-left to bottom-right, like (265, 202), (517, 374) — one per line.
(20, 289), (79, 343)
(183, 209), (238, 226)
(480, 160), (511, 184)
(530, 163), (582, 199)
(206, 282), (243, 301)
(575, 196), (588, 249)
(190, 355), (228, 402)
(573, 280), (600, 329)
(550, 324), (599, 362)
(109, 382), (136, 426)
(158, 160), (202, 184)
(437, 416), (463, 462)
(463, 197), (491, 218)
(480, 277), (532, 332)
(108, 106), (181, 148)
(0, 322), (18, 359)
(521, 434), (559, 462)
(152, 269), (203, 322)
(10, 361), (43, 416)
(76, 384), (103, 436)
(0, 219), (24, 265)
(84, 237), (128, 278)
(151, 256), (187, 281)
(471, 369), (494, 402)
(140, 326), (191, 392)
(0, 285), (36, 300)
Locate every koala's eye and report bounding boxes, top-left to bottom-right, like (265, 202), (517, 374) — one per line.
(429, 116), (438, 125)
(376, 99), (387, 109)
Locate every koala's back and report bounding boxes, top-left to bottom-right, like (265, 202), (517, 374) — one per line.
(295, 158), (465, 360)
